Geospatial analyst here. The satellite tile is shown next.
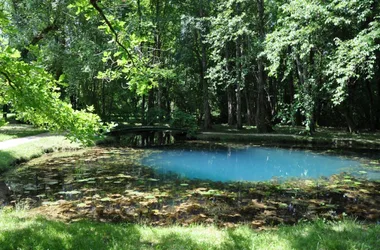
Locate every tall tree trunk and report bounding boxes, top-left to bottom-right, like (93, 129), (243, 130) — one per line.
(344, 84), (357, 133)
(343, 106), (357, 133)
(244, 87), (253, 126)
(235, 36), (242, 129)
(142, 95), (146, 125)
(377, 76), (380, 129)
(147, 89), (155, 125)
(245, 71), (256, 125)
(200, 1), (211, 129)
(201, 48), (212, 130)
(227, 85), (235, 125)
(2, 104), (8, 119)
(101, 80), (106, 119)
(225, 47), (235, 126)
(256, 0), (272, 132)
(268, 77), (276, 116)
(243, 37), (254, 126)
(365, 80), (375, 131)
(295, 55), (315, 133)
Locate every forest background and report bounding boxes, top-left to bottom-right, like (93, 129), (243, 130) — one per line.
(1, 0), (380, 140)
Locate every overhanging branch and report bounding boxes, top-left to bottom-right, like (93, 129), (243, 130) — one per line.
(0, 71), (18, 91)
(90, 0), (136, 66)
(21, 23), (59, 58)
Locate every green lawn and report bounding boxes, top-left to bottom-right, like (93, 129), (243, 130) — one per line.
(0, 124), (47, 142)
(0, 135), (81, 173)
(206, 124), (380, 140)
(197, 124), (380, 150)
(0, 211), (378, 250)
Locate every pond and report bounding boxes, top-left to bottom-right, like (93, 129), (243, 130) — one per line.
(2, 146), (380, 227)
(141, 146), (363, 182)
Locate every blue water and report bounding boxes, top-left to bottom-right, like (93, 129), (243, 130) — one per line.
(141, 147), (362, 182)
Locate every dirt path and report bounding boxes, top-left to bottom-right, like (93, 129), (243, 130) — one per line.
(0, 133), (51, 150)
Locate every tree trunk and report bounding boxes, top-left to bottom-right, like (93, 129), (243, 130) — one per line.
(268, 77), (276, 116)
(343, 106), (357, 133)
(225, 47), (235, 126)
(235, 36), (242, 129)
(344, 84), (357, 133)
(142, 95), (146, 125)
(295, 55), (315, 134)
(101, 80), (106, 120)
(147, 89), (154, 125)
(377, 76), (380, 129)
(256, 58), (271, 132)
(200, 1), (211, 130)
(244, 87), (253, 126)
(255, 0), (272, 133)
(2, 104), (8, 119)
(227, 85), (235, 125)
(366, 80), (376, 131)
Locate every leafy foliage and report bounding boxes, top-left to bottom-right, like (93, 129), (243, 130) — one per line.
(2, 0), (380, 136)
(170, 109), (198, 136)
(0, 5), (108, 144)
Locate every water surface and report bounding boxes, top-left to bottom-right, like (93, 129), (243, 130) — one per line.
(141, 147), (362, 182)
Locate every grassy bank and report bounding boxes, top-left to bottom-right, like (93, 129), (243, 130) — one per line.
(0, 135), (81, 173)
(0, 211), (379, 250)
(197, 125), (380, 150)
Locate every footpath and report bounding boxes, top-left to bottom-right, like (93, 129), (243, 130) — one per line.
(0, 133), (50, 150)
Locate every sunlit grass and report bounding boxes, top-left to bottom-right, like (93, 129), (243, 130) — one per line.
(209, 124), (380, 141)
(0, 136), (81, 173)
(0, 124), (47, 142)
(0, 211), (379, 250)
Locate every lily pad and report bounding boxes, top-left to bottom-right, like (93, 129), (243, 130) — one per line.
(147, 178), (159, 182)
(76, 203), (88, 208)
(58, 190), (81, 195)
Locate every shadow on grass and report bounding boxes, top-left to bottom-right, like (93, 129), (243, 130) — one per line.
(223, 229), (254, 250)
(0, 217), (141, 250)
(0, 151), (18, 174)
(1, 215), (379, 250)
(0, 216), (218, 250)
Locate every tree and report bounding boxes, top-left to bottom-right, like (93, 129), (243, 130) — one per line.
(266, 0), (380, 133)
(0, 3), (106, 144)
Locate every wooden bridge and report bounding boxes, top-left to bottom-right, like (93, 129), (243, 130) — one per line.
(106, 125), (188, 146)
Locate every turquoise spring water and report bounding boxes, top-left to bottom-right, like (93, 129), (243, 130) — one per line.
(141, 147), (362, 182)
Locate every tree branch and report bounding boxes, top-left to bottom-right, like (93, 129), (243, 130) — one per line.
(90, 0), (136, 66)
(21, 23), (59, 58)
(0, 71), (18, 91)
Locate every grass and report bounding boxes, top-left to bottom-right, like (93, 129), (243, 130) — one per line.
(0, 124), (47, 142)
(0, 135), (81, 173)
(0, 210), (379, 250)
(206, 124), (380, 140)
(198, 124), (380, 150)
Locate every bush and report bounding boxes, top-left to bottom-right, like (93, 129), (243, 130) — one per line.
(170, 110), (198, 137)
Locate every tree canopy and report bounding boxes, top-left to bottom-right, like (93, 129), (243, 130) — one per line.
(1, 0), (379, 136)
